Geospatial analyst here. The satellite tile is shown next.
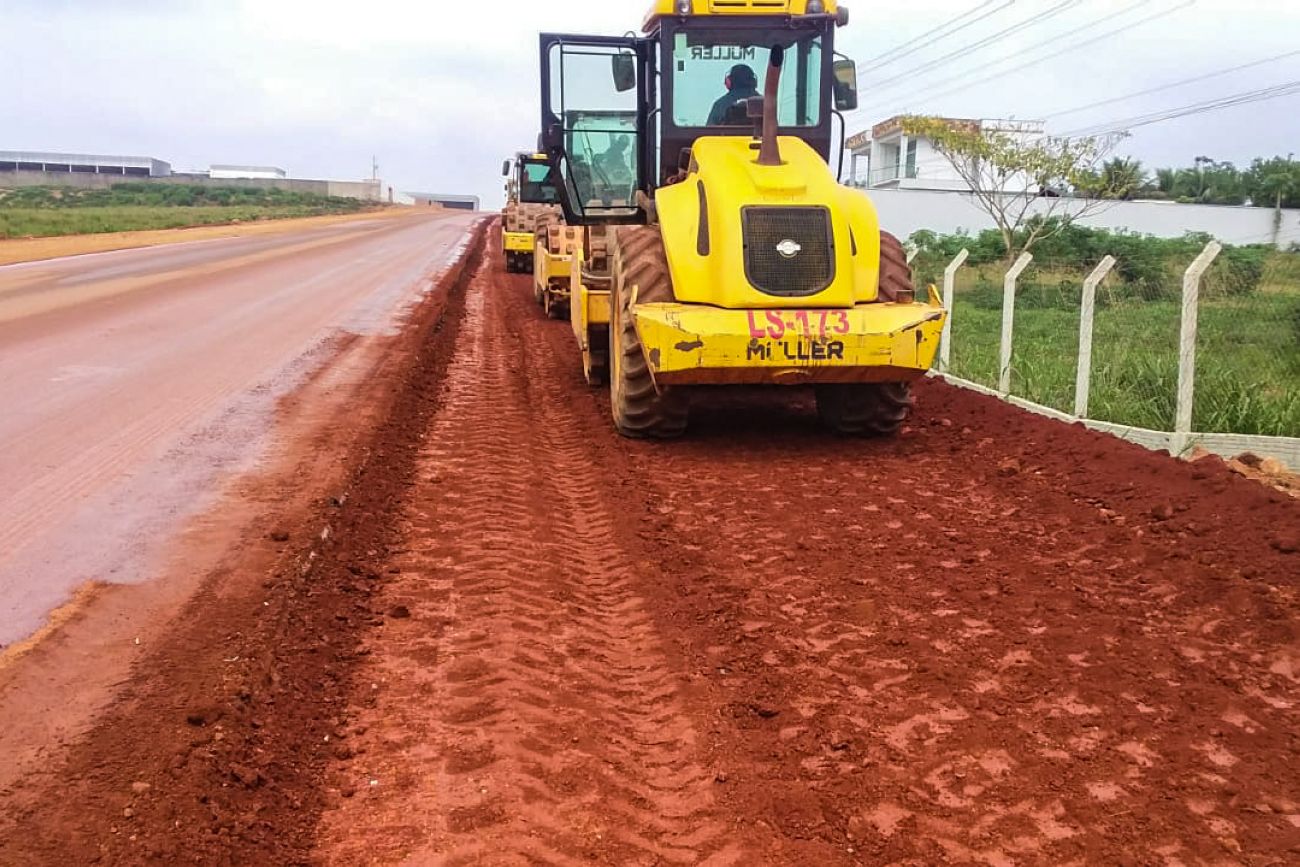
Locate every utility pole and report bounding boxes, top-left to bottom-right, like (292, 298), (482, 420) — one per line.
(371, 155), (379, 180)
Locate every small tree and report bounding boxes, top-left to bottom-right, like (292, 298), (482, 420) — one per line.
(1249, 157), (1300, 206)
(901, 116), (1124, 260)
(1155, 167), (1180, 197)
(1246, 156), (1300, 244)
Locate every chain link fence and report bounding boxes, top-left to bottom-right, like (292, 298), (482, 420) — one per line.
(910, 225), (1300, 453)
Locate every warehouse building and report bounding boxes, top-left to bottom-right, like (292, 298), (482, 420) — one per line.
(409, 193), (479, 211)
(2, 149), (383, 202)
(0, 150), (171, 177)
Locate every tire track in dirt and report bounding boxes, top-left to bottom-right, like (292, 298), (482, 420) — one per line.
(316, 246), (741, 864)
(611, 388), (1300, 864)
(316, 242), (1298, 865)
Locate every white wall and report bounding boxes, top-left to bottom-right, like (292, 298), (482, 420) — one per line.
(210, 167), (286, 180)
(862, 187), (1300, 249)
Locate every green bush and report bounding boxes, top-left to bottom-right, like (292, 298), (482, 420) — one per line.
(1290, 300), (1300, 358)
(1206, 245), (1268, 297)
(0, 182), (370, 214)
(0, 183), (378, 238)
(908, 222), (1269, 298)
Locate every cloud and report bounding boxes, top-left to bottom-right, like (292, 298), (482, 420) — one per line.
(3, 0), (1298, 207)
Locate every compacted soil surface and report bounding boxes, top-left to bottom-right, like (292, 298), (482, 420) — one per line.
(1, 228), (1297, 866)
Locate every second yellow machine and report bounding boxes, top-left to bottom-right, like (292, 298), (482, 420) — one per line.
(500, 151), (561, 273)
(537, 0), (945, 437)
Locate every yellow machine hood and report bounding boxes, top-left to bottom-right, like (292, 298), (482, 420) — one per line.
(654, 136), (887, 309)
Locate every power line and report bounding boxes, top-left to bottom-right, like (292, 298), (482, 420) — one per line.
(857, 1), (1004, 74)
(868, 0), (1159, 110)
(1067, 80), (1300, 136)
(870, 0), (1194, 116)
(856, 1), (1013, 75)
(851, 0), (1081, 105)
(1042, 46), (1300, 119)
(1061, 79), (1300, 137)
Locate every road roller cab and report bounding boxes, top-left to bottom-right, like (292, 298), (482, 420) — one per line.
(538, 0), (946, 437)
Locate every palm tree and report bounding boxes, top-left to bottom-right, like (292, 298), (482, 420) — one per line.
(1097, 157), (1147, 200)
(1156, 167), (1177, 194)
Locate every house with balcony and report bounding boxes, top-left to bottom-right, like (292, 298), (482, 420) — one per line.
(846, 115), (1045, 193)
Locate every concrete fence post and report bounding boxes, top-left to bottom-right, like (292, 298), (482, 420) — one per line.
(939, 248), (969, 373)
(998, 251), (1034, 395)
(1173, 240), (1222, 454)
(1073, 255), (1117, 419)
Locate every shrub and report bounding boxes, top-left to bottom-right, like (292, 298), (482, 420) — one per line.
(907, 224), (1271, 298)
(1205, 245), (1267, 297)
(1289, 299), (1300, 358)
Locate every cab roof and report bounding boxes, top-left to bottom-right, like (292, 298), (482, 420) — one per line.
(643, 0), (839, 33)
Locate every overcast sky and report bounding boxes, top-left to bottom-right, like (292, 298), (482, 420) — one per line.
(3, 0), (1297, 208)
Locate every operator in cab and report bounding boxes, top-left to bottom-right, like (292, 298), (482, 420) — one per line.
(706, 63), (758, 126)
(520, 163), (559, 204)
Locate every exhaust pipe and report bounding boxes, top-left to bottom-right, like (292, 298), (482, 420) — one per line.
(756, 45), (784, 167)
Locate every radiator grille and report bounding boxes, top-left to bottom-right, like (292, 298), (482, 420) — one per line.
(741, 206), (835, 297)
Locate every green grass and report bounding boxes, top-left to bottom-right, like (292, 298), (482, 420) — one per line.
(946, 267), (1300, 437)
(0, 183), (377, 238)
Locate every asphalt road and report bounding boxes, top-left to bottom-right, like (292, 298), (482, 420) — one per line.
(0, 211), (478, 647)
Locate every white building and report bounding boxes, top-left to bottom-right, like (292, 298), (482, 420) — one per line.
(209, 164), (287, 180)
(847, 116), (1045, 193)
(0, 150), (171, 177)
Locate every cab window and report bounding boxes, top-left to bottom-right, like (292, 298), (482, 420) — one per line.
(671, 32), (823, 128)
(549, 41), (640, 217)
(519, 162), (558, 204)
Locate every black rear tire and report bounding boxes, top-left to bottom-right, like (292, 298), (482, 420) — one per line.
(877, 231), (914, 302)
(533, 215), (561, 308)
(815, 383), (913, 436)
(609, 227), (688, 438)
(544, 288), (568, 321)
(814, 229), (919, 435)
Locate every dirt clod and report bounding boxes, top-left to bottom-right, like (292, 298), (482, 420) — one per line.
(229, 764), (263, 789)
(185, 707), (222, 727)
(1270, 534), (1298, 554)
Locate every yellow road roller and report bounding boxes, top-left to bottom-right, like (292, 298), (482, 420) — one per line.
(501, 151), (561, 273)
(537, 1), (945, 437)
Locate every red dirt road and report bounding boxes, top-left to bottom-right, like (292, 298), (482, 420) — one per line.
(1, 230), (1298, 865)
(0, 210), (474, 647)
